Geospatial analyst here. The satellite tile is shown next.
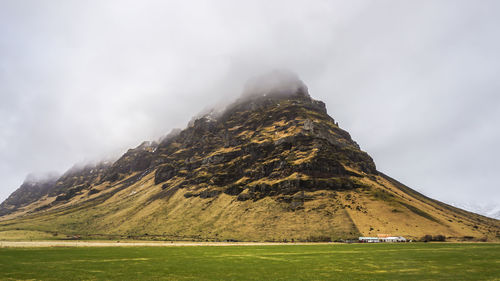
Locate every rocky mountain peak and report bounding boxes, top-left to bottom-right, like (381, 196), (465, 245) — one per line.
(188, 70), (314, 128)
(149, 90), (377, 201)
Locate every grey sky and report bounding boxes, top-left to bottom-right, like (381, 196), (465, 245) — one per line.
(1, 0), (499, 209)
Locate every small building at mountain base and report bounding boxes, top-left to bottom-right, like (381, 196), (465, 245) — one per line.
(359, 237), (380, 243)
(359, 236), (407, 243)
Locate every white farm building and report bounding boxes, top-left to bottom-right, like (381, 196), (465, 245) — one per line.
(358, 237), (380, 243)
(359, 236), (407, 243)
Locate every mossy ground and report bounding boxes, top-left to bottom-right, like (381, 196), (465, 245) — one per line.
(0, 243), (498, 280)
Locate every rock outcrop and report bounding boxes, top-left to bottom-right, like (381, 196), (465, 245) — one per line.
(149, 92), (376, 201)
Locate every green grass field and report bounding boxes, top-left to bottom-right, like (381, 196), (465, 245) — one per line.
(0, 243), (499, 280)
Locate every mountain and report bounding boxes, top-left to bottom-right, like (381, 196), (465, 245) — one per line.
(1, 76), (499, 242)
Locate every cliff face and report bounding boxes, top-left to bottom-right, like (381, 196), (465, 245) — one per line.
(0, 86), (498, 242)
(151, 90), (376, 202)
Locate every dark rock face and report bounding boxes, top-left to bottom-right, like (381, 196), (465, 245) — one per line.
(154, 165), (177, 185)
(103, 141), (157, 183)
(51, 162), (112, 197)
(148, 92), (377, 200)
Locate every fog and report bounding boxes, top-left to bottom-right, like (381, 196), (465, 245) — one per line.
(1, 0), (499, 210)
(241, 70), (308, 98)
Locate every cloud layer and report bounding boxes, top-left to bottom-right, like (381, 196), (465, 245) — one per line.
(1, 0), (499, 208)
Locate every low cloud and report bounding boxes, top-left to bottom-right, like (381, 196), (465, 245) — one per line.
(242, 70), (308, 98)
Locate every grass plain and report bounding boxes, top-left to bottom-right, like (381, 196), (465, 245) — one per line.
(0, 243), (499, 280)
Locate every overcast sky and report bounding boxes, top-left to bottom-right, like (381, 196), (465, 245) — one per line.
(1, 0), (499, 209)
